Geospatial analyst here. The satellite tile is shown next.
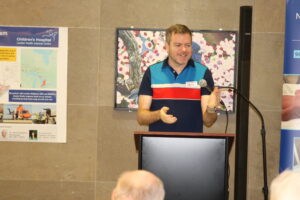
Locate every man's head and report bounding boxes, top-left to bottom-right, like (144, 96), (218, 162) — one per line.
(111, 170), (165, 200)
(270, 170), (300, 200)
(165, 24), (192, 45)
(165, 24), (193, 69)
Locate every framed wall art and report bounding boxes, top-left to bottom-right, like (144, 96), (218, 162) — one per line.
(115, 28), (238, 112)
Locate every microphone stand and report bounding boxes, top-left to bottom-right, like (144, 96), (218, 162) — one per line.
(220, 86), (268, 200)
(219, 100), (229, 134)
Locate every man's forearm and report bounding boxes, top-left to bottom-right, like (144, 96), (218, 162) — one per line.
(137, 109), (160, 125)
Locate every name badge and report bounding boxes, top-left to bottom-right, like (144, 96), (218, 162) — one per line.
(186, 81), (197, 88)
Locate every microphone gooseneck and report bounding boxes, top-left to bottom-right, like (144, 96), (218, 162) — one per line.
(223, 86), (268, 198)
(208, 81), (268, 200)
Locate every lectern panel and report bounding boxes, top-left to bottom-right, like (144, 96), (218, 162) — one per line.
(141, 136), (227, 200)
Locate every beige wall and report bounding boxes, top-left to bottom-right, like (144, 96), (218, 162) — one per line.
(0, 0), (285, 199)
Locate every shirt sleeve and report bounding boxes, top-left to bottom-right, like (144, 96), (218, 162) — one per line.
(138, 67), (152, 96)
(201, 68), (214, 96)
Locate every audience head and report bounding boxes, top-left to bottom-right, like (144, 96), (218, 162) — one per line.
(270, 170), (300, 200)
(112, 170), (165, 200)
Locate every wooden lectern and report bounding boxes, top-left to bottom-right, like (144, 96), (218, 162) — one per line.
(134, 131), (234, 200)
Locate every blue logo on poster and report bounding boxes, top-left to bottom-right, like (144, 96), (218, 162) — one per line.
(294, 50), (300, 58)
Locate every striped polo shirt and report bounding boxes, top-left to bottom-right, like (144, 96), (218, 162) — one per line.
(138, 58), (214, 133)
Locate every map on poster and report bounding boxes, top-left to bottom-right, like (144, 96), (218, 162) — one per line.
(0, 26), (68, 143)
(21, 49), (57, 89)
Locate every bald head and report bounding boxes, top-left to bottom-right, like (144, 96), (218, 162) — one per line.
(112, 170), (165, 200)
(270, 170), (300, 200)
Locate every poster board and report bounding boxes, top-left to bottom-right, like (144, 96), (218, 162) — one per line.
(0, 26), (68, 143)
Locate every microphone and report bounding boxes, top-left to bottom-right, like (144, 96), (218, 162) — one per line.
(199, 79), (225, 106)
(199, 79), (235, 94)
(200, 78), (265, 125)
(199, 79), (213, 92)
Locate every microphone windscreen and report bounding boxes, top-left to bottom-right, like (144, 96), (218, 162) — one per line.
(199, 79), (208, 88)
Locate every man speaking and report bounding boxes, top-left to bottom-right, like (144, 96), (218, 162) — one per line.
(137, 24), (220, 132)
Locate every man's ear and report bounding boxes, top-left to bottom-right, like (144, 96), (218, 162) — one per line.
(165, 42), (170, 52)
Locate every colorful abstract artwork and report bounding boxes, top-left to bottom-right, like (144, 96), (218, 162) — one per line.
(115, 28), (237, 111)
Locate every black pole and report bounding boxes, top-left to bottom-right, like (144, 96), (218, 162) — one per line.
(234, 6), (252, 200)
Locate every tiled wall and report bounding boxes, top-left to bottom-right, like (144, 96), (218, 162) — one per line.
(0, 0), (285, 199)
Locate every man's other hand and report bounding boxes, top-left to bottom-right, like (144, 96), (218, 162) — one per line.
(160, 106), (177, 124)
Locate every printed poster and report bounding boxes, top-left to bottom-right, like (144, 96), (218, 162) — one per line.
(0, 26), (68, 143)
(280, 0), (300, 172)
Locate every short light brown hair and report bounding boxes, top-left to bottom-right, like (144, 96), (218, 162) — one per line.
(165, 24), (192, 44)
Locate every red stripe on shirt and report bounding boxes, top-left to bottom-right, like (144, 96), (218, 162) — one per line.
(153, 88), (201, 100)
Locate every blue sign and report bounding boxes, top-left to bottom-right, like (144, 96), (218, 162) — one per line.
(0, 26), (59, 48)
(283, 0), (300, 74)
(9, 90), (57, 103)
(280, 0), (300, 172)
